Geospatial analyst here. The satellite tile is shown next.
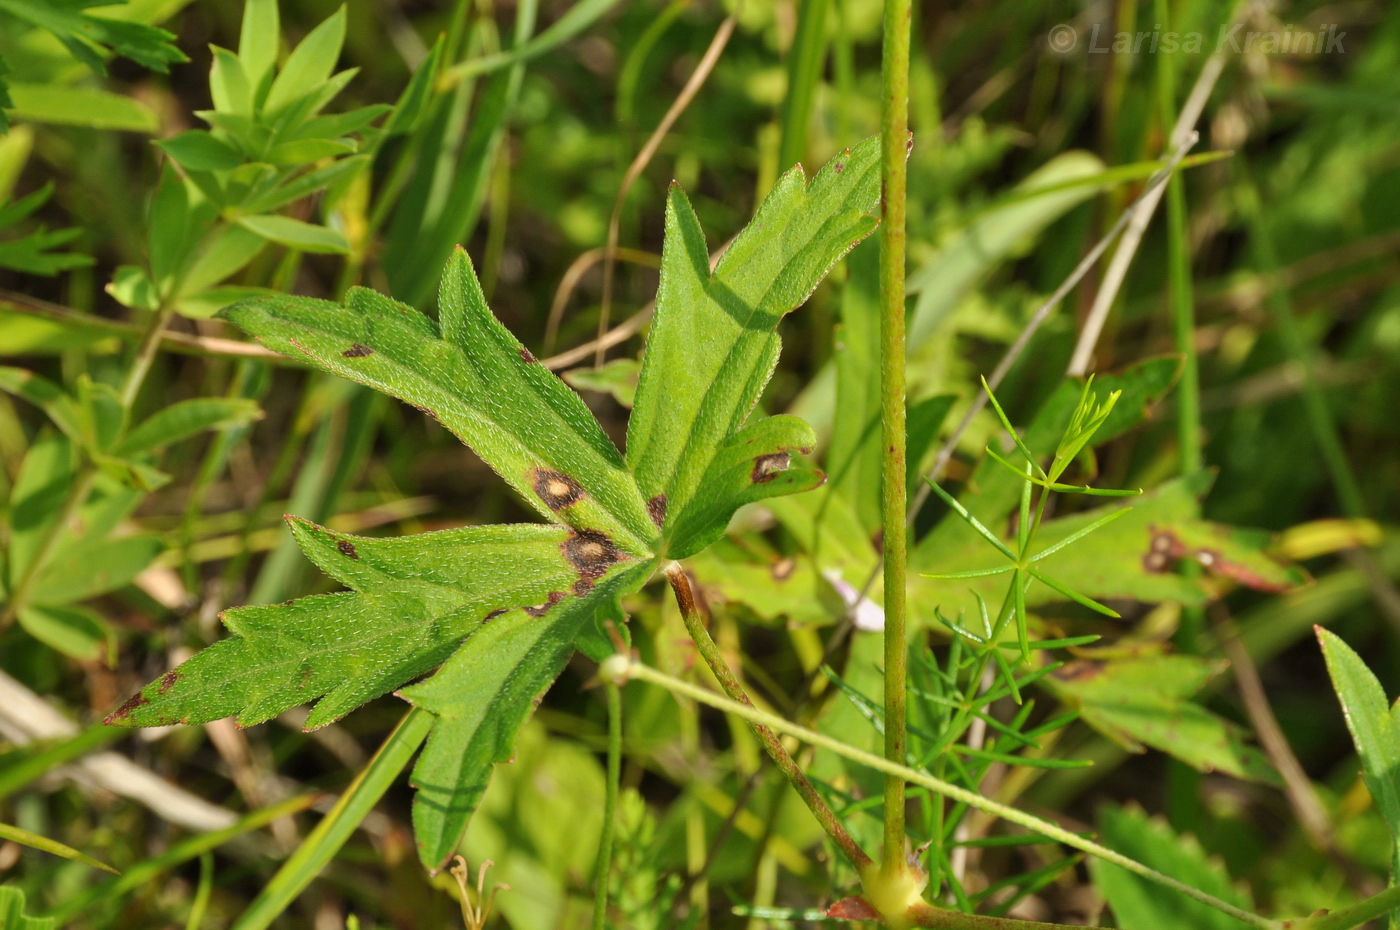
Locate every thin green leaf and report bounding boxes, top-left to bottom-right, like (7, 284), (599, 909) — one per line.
(1027, 506), (1133, 562)
(0, 820), (118, 873)
(629, 139), (882, 559)
(264, 6), (347, 115)
(115, 398), (262, 455)
(1317, 626), (1400, 836)
(236, 214), (348, 254)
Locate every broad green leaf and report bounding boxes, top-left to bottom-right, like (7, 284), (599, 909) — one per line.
(178, 222), (266, 297)
(627, 138), (882, 559)
(106, 519), (641, 730)
(1317, 627), (1400, 838)
(7, 432), (78, 586)
(107, 265), (159, 311)
(210, 46), (252, 116)
(222, 250), (656, 554)
(263, 6), (347, 115)
(905, 150), (1106, 350)
(403, 561), (650, 871)
(0, 366), (83, 440)
(236, 214), (348, 254)
(1045, 650), (1279, 783)
(5, 83), (158, 133)
(0, 885), (56, 930)
(562, 357), (639, 408)
(238, 0), (280, 93)
(115, 397), (261, 455)
(664, 414), (826, 559)
(289, 105), (390, 142)
(16, 604), (110, 662)
(264, 138), (356, 166)
(157, 130), (244, 172)
(1089, 804), (1252, 930)
(0, 821), (117, 873)
(33, 533), (164, 604)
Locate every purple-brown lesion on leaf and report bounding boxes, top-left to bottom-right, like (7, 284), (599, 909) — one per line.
(647, 494), (667, 529)
(518, 346), (538, 364)
(104, 690), (150, 724)
(524, 591), (565, 617)
(573, 579), (593, 596)
(1142, 525), (1296, 593)
(342, 343), (375, 358)
(751, 452), (791, 484)
(532, 468), (585, 510)
(564, 530), (623, 579)
(410, 403), (439, 421)
(484, 608), (507, 621)
(1051, 660), (1105, 683)
(336, 539), (359, 560)
(158, 670), (179, 695)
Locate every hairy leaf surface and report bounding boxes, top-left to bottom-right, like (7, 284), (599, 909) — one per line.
(628, 138), (882, 556)
(222, 250), (656, 554)
(106, 520), (638, 730)
(403, 561), (650, 871)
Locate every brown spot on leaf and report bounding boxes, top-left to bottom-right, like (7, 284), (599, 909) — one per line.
(484, 609), (507, 621)
(751, 452), (790, 484)
(410, 403), (439, 421)
(158, 670), (179, 695)
(1052, 660), (1105, 683)
(337, 539), (358, 560)
(647, 494), (668, 529)
(519, 346), (538, 364)
(827, 898), (880, 920)
(771, 557), (795, 581)
(533, 469), (585, 510)
(104, 690), (149, 724)
(342, 343), (374, 358)
(565, 530), (622, 579)
(525, 592), (564, 617)
(573, 579), (594, 596)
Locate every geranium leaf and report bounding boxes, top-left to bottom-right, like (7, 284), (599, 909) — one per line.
(105, 520), (642, 730)
(627, 138), (882, 557)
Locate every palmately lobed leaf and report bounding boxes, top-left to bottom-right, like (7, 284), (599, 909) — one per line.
(627, 137), (883, 558)
(106, 519), (641, 731)
(221, 249), (657, 557)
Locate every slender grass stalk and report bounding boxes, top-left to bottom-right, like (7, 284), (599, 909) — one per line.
(603, 655), (1281, 930)
(232, 709), (434, 930)
(878, 0), (912, 880)
(592, 681), (622, 930)
(664, 563), (873, 871)
(778, 0), (831, 170)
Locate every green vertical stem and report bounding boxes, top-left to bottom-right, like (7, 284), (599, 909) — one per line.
(664, 564), (873, 872)
(878, 0), (911, 880)
(1236, 170), (1365, 520)
(592, 681), (621, 930)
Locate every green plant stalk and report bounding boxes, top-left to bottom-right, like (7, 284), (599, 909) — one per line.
(592, 680), (622, 930)
(609, 655), (1280, 930)
(46, 793), (319, 924)
(232, 709), (433, 930)
(879, 0), (912, 879)
(1236, 170), (1366, 520)
(664, 564), (873, 872)
(1297, 884), (1400, 930)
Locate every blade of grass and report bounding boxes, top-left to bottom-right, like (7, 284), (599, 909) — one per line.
(230, 709), (433, 930)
